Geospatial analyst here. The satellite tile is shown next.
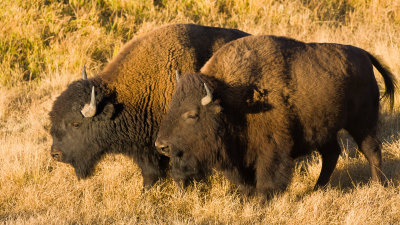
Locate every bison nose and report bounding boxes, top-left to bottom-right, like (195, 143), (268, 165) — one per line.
(155, 138), (170, 157)
(50, 147), (63, 162)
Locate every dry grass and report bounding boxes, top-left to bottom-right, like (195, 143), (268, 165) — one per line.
(1, 0), (400, 224)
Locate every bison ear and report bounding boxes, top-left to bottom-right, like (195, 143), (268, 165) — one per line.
(100, 103), (114, 120)
(211, 104), (222, 114)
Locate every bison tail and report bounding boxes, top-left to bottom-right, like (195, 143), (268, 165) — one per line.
(367, 52), (397, 111)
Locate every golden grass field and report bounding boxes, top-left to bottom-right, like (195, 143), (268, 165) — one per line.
(1, 0), (400, 224)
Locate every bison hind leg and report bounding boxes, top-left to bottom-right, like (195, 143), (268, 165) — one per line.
(314, 139), (341, 190)
(348, 130), (383, 184)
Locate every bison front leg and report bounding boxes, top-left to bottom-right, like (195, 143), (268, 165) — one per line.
(314, 139), (341, 189)
(141, 172), (161, 188)
(255, 152), (294, 200)
(139, 150), (170, 189)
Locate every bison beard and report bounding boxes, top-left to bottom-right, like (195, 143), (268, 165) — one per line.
(48, 24), (250, 188)
(155, 35), (396, 197)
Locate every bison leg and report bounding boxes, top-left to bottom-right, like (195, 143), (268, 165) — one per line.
(255, 152), (294, 199)
(352, 133), (383, 184)
(139, 153), (169, 189)
(314, 139), (341, 189)
(141, 172), (161, 188)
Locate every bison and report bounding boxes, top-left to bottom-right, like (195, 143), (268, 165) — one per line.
(155, 35), (396, 196)
(49, 24), (250, 187)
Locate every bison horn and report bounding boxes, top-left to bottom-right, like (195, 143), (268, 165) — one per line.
(82, 65), (87, 80)
(201, 83), (213, 105)
(176, 70), (180, 82)
(81, 86), (97, 117)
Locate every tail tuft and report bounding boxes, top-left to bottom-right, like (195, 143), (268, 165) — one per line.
(367, 52), (397, 111)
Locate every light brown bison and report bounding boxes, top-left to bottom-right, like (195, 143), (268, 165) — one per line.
(49, 24), (250, 188)
(155, 35), (396, 196)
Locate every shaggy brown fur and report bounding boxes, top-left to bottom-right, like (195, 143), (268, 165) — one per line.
(49, 24), (250, 187)
(155, 35), (396, 196)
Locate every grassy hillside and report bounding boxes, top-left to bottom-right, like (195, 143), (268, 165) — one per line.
(1, 0), (400, 224)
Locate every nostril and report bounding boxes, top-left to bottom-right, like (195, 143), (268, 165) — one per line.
(155, 138), (170, 156)
(50, 148), (63, 161)
(155, 139), (167, 149)
(51, 152), (61, 161)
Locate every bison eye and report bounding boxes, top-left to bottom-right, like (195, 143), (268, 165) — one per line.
(187, 114), (198, 119)
(182, 110), (199, 121)
(71, 122), (81, 128)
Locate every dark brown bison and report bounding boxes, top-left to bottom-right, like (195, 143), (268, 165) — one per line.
(155, 35), (396, 196)
(49, 24), (250, 187)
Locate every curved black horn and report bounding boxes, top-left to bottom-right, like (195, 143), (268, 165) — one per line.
(82, 65), (87, 80)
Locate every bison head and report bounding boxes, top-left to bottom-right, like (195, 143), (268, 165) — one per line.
(49, 69), (116, 179)
(155, 73), (225, 187)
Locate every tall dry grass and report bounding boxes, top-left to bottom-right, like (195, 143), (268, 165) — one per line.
(1, 0), (400, 224)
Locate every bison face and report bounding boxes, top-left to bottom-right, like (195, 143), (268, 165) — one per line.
(49, 80), (115, 179)
(156, 73), (224, 186)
